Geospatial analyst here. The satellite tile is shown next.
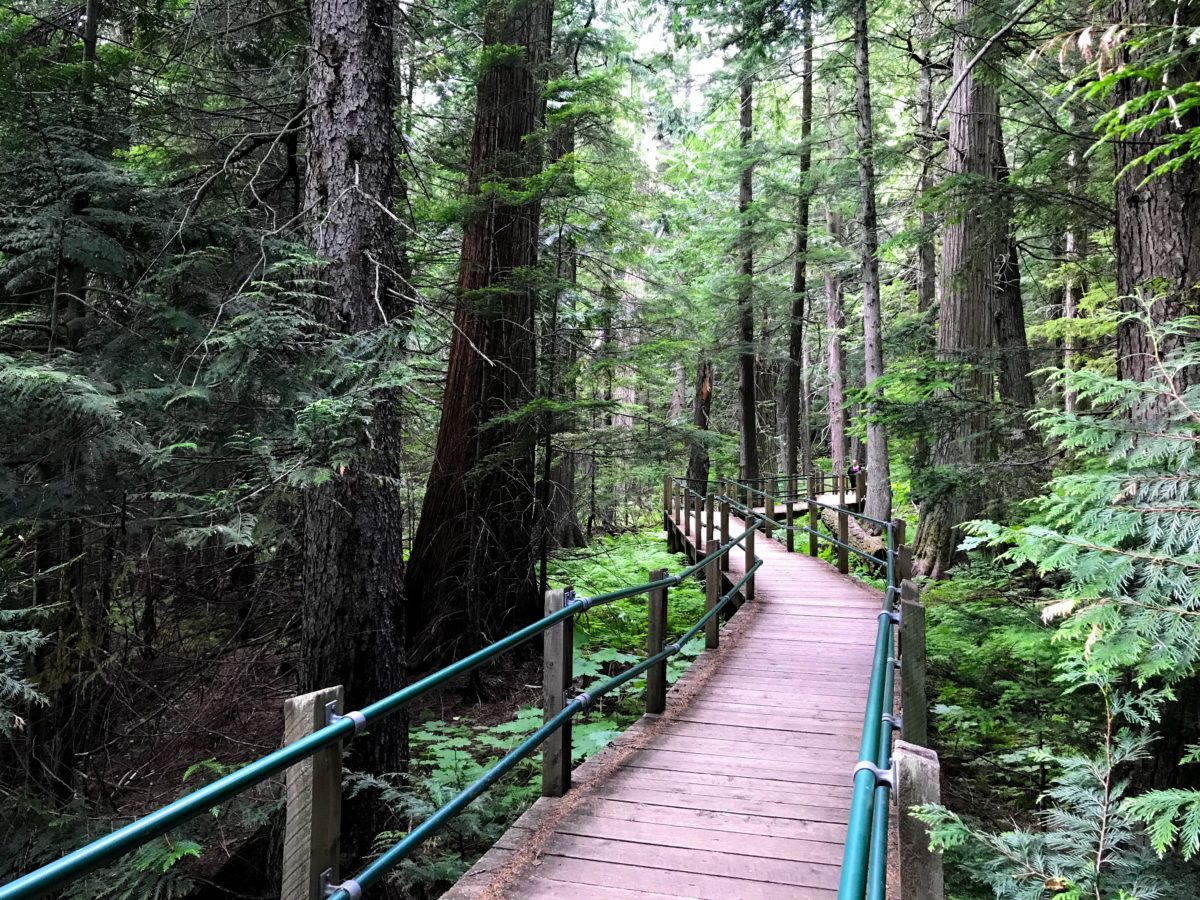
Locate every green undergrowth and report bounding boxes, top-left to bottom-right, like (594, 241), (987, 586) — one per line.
(365, 528), (706, 898)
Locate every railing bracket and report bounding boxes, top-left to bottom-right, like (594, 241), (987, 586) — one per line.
(877, 608), (901, 625)
(853, 759), (896, 791)
(326, 702), (367, 737)
(573, 690), (594, 713)
(321, 871), (363, 899)
(882, 712), (902, 729)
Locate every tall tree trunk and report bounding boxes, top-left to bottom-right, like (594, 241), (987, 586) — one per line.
(1062, 106), (1087, 414)
(993, 118), (1034, 409)
(853, 0), (892, 525)
(915, 0), (937, 312)
(737, 74), (759, 484)
(1112, 0), (1200, 420)
(302, 0), (407, 773)
(913, 0), (999, 577)
(826, 207), (847, 480)
(784, 6), (814, 485)
(406, 0), (553, 659)
(687, 360), (714, 487)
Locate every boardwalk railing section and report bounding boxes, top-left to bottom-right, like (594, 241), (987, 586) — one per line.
(667, 473), (941, 900)
(0, 518), (763, 900)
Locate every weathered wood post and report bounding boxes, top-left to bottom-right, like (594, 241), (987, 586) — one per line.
(744, 526), (756, 604)
(836, 481), (849, 574)
(899, 578), (928, 746)
(705, 492), (715, 548)
(719, 497), (731, 572)
(662, 474), (671, 523)
(785, 499), (795, 553)
(647, 570), (668, 713)
(764, 488), (775, 540)
(895, 740), (944, 900)
(704, 539), (720, 649)
(856, 466), (867, 507)
(282, 686), (343, 900)
(694, 492), (704, 553)
(672, 483), (681, 529)
(542, 587), (573, 796)
(808, 497), (819, 557)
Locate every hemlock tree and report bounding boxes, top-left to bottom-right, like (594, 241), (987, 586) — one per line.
(301, 0), (407, 772)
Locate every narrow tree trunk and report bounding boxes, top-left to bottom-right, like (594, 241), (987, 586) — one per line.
(853, 0), (892, 525)
(993, 118), (1035, 410)
(913, 0), (999, 577)
(406, 0), (554, 659)
(738, 74), (759, 484)
(785, 7), (814, 484)
(915, 0), (937, 312)
(1112, 0), (1200, 419)
(1062, 107), (1087, 414)
(302, 0), (406, 773)
(826, 207), (847, 479)
(687, 360), (714, 487)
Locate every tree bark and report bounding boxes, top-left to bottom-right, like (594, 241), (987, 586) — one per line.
(826, 207), (848, 479)
(738, 74), (760, 484)
(784, 7), (814, 484)
(915, 0), (937, 313)
(1112, 0), (1200, 420)
(992, 118), (1034, 410)
(853, 0), (892, 526)
(1062, 106), (1087, 414)
(913, 0), (999, 577)
(301, 0), (407, 773)
(687, 360), (714, 487)
(406, 0), (554, 660)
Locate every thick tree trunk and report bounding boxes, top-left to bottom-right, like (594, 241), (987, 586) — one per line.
(406, 0), (553, 660)
(301, 0), (407, 772)
(738, 75), (759, 484)
(825, 207), (847, 478)
(687, 360), (714, 488)
(853, 0), (892, 526)
(784, 8), (814, 484)
(1112, 0), (1200, 419)
(913, 0), (999, 577)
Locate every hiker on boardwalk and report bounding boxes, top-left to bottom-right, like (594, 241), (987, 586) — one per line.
(848, 460), (863, 491)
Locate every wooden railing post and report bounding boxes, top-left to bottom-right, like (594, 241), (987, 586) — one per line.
(785, 499), (794, 553)
(542, 586), (573, 796)
(282, 686), (343, 900)
(856, 467), (867, 507)
(705, 493), (715, 548)
(808, 497), (819, 557)
(764, 490), (775, 540)
(720, 498), (731, 572)
(647, 570), (668, 714)
(694, 493), (703, 551)
(899, 578), (928, 746)
(704, 540), (720, 649)
(836, 480), (849, 574)
(744, 527), (756, 604)
(662, 474), (671, 521)
(895, 741), (944, 900)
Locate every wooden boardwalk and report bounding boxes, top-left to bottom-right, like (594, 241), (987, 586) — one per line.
(444, 510), (883, 900)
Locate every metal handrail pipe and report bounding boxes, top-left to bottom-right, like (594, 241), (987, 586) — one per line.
(865, 653), (897, 900)
(804, 496), (892, 529)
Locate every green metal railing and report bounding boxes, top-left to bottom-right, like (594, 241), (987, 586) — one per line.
(0, 518), (763, 900)
(715, 476), (902, 900)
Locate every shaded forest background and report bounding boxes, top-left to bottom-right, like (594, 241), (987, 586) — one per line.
(2, 0), (1200, 897)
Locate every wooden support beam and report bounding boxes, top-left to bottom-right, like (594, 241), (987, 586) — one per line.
(744, 527), (756, 604)
(785, 500), (794, 553)
(856, 466), (867, 507)
(705, 493), (715, 548)
(646, 570), (668, 713)
(720, 498), (731, 572)
(282, 686), (343, 900)
(662, 474), (671, 520)
(542, 587), (573, 796)
(704, 539), (720, 649)
(895, 740), (944, 900)
(808, 497), (819, 557)
(764, 490), (775, 540)
(899, 578), (928, 747)
(837, 481), (849, 574)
